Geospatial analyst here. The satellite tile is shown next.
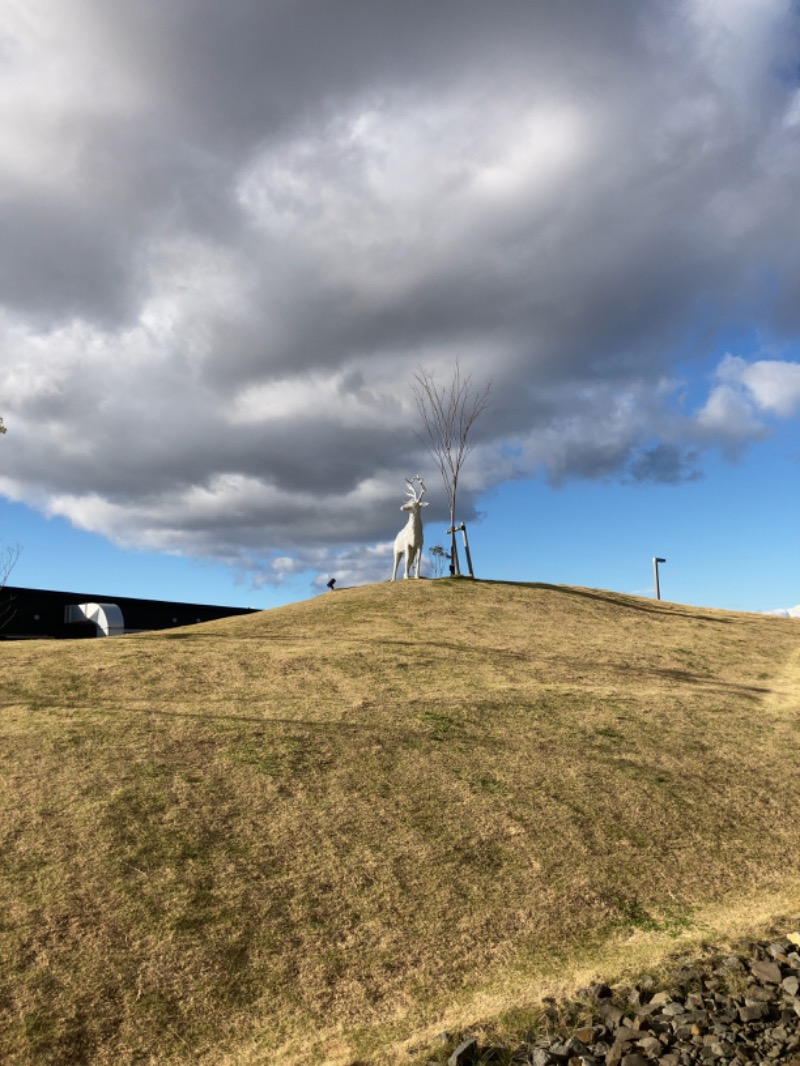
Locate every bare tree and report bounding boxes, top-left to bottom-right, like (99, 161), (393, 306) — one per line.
(411, 361), (491, 576)
(0, 541), (20, 588)
(428, 544), (450, 578)
(0, 542), (20, 631)
(0, 416), (6, 435)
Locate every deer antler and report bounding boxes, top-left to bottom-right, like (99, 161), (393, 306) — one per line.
(404, 475), (426, 502)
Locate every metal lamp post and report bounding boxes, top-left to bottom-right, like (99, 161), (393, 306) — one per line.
(653, 557), (666, 600)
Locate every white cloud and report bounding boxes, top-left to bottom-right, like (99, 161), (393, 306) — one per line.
(692, 354), (800, 454)
(737, 358), (800, 416)
(767, 605), (800, 618)
(694, 382), (766, 448)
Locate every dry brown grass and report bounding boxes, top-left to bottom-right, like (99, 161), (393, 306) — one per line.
(1, 579), (799, 1065)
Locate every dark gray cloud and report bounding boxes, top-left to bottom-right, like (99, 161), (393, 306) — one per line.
(627, 445), (702, 486)
(2, 0), (800, 585)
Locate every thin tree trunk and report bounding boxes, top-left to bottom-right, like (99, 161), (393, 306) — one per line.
(450, 526), (460, 575)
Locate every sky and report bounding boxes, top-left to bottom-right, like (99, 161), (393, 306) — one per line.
(1, 0), (799, 618)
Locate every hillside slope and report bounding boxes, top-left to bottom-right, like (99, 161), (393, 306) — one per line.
(1, 580), (799, 1065)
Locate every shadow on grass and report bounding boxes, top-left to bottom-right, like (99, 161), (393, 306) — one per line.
(477, 580), (737, 624)
(605, 662), (771, 698)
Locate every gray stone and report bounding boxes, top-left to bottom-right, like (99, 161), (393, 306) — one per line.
(661, 1002), (686, 1016)
(750, 958), (782, 984)
(738, 1002), (769, 1022)
(605, 1041), (626, 1066)
(566, 1035), (591, 1056)
(620, 1054), (649, 1066)
(447, 1037), (478, 1066)
(612, 1026), (640, 1043)
(721, 955), (746, 972)
(572, 1025), (597, 1043)
(589, 982), (613, 999)
(745, 983), (774, 1001)
(599, 1002), (625, 1026)
(650, 991), (675, 1006)
(636, 1035), (663, 1054)
(431, 930), (800, 1066)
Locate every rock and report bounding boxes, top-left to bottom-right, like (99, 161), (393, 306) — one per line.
(650, 991), (674, 1006)
(661, 1002), (686, 1016)
(605, 1041), (626, 1066)
(738, 1003), (769, 1022)
(428, 930), (800, 1066)
(598, 1002), (625, 1026)
(750, 958), (782, 984)
(589, 982), (613, 999)
(636, 1035), (663, 1055)
(531, 1051), (559, 1066)
(531, 1051), (560, 1066)
(721, 955), (746, 972)
(613, 1026), (640, 1043)
(620, 1054), (649, 1066)
(572, 1025), (597, 1043)
(744, 981), (773, 1001)
(447, 1037), (478, 1066)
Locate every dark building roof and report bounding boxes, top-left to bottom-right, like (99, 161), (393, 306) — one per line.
(0, 585), (258, 639)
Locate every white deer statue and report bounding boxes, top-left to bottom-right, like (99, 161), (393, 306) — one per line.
(391, 476), (428, 580)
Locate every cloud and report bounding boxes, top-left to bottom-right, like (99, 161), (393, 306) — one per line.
(692, 354), (800, 456)
(734, 358), (800, 417)
(767, 605), (800, 618)
(627, 444), (702, 486)
(2, 0), (800, 584)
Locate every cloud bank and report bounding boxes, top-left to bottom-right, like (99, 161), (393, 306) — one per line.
(768, 606), (800, 618)
(2, 0), (800, 585)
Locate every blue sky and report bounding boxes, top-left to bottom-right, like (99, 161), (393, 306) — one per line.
(1, 1), (799, 618)
(4, 410), (797, 616)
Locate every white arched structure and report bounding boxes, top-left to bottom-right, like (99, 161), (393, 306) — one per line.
(65, 602), (125, 637)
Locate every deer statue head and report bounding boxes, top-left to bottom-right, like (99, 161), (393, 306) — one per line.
(401, 475), (427, 513)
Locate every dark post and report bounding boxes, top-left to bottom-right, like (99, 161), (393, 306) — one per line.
(447, 523), (475, 578)
(653, 557), (666, 600)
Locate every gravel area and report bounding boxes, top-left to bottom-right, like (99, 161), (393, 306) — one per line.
(437, 926), (800, 1065)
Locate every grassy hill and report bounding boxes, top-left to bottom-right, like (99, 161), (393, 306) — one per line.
(1, 579), (799, 1065)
